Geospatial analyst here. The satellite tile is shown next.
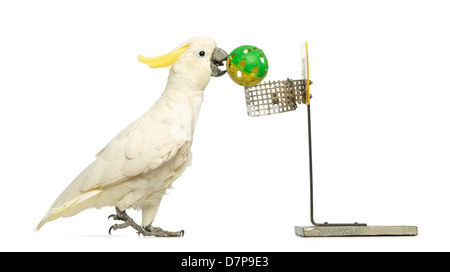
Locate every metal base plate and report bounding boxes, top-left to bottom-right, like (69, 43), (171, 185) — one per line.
(295, 225), (418, 237)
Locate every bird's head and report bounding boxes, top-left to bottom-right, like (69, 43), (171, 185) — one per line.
(138, 36), (228, 89)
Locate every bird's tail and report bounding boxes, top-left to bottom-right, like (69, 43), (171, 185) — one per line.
(35, 189), (102, 232)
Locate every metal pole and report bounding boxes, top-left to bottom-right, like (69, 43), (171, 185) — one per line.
(306, 103), (366, 227)
(307, 104), (318, 226)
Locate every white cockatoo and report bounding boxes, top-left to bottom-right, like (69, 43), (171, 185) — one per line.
(36, 36), (228, 237)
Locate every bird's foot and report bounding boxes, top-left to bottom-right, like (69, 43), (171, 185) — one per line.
(141, 225), (185, 237)
(108, 207), (129, 222)
(108, 207), (184, 237)
(108, 207), (145, 235)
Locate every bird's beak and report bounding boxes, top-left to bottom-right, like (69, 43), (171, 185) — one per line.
(211, 48), (228, 77)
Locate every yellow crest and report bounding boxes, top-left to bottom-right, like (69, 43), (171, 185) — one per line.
(137, 44), (190, 68)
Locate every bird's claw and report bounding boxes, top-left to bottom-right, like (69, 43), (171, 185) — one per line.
(108, 214), (118, 220)
(143, 225), (185, 237)
(107, 207), (184, 237)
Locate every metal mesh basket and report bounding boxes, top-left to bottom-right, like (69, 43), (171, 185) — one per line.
(244, 79), (308, 117)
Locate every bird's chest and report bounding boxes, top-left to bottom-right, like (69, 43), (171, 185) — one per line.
(167, 96), (203, 142)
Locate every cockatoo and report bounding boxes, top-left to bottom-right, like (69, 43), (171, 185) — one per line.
(36, 36), (228, 237)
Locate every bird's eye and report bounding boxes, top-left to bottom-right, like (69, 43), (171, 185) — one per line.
(198, 50), (206, 57)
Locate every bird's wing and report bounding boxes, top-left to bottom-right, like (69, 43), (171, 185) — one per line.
(78, 110), (189, 192)
(36, 106), (190, 230)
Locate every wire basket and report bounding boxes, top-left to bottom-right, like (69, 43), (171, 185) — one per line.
(244, 79), (308, 117)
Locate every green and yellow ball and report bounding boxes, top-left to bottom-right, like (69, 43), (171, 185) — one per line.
(227, 45), (268, 87)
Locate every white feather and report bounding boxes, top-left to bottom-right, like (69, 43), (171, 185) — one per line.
(36, 36), (218, 230)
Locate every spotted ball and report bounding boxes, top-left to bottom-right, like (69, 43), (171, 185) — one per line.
(227, 45), (268, 87)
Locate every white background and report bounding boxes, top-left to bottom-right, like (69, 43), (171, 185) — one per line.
(1, 0), (449, 252)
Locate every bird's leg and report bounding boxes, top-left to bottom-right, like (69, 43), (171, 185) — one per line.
(108, 207), (184, 237)
(108, 207), (128, 221)
(108, 207), (146, 235)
